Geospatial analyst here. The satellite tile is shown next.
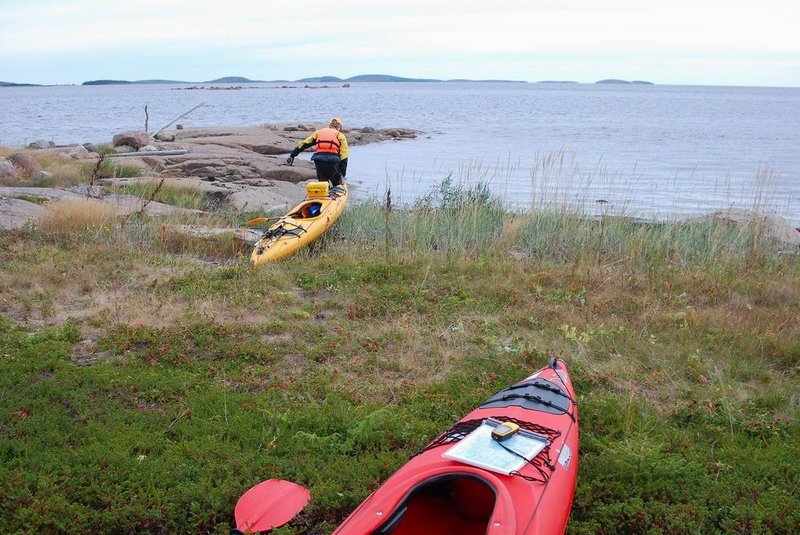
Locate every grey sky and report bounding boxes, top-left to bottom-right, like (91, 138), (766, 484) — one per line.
(1, 0), (798, 86)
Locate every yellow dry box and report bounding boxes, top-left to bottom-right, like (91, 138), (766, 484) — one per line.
(306, 181), (330, 198)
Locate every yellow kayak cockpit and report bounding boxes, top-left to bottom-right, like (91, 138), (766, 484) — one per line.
(292, 201), (323, 219)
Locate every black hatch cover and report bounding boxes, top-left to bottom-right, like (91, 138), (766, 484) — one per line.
(479, 378), (570, 415)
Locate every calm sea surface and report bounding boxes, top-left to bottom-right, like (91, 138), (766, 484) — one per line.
(1, 82), (798, 225)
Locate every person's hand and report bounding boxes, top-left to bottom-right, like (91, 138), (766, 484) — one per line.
(286, 156), (294, 165)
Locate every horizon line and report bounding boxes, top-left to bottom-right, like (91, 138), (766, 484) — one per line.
(2, 74), (799, 90)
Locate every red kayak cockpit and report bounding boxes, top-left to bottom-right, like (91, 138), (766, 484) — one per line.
(334, 464), (521, 534)
(374, 474), (497, 535)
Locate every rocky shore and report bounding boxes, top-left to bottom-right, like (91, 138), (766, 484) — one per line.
(0, 123), (416, 230)
(1, 123), (798, 251)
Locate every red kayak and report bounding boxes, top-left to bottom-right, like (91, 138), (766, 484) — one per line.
(233, 359), (578, 534)
(333, 358), (579, 535)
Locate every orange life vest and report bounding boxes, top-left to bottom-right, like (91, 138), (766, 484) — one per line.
(315, 127), (341, 155)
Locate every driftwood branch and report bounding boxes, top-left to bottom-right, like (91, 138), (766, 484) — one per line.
(86, 154), (106, 199)
(152, 102), (206, 138)
(107, 149), (189, 158)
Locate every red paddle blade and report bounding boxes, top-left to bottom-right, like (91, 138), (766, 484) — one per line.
(234, 479), (310, 533)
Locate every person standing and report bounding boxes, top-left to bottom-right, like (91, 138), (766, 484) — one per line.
(286, 117), (348, 186)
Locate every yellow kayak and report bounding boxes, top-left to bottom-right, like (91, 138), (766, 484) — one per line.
(250, 182), (349, 265)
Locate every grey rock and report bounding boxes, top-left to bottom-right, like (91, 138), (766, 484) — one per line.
(115, 145), (135, 154)
(696, 208), (800, 247)
(154, 132), (176, 142)
(0, 197), (46, 229)
(200, 166), (221, 177)
(112, 131), (150, 150)
(140, 157), (164, 171)
(226, 180), (305, 212)
(9, 152), (42, 178)
(176, 124), (184, 130)
(33, 170), (54, 182)
(28, 139), (54, 150)
(359, 127), (376, 133)
(65, 145), (90, 159)
(83, 143), (97, 153)
(0, 186), (84, 202)
(377, 127), (416, 139)
(67, 184), (106, 197)
(0, 160), (18, 179)
(140, 145), (158, 152)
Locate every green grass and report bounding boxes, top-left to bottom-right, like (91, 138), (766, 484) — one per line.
(98, 159), (142, 179)
(335, 178), (507, 257)
(1, 180), (798, 533)
(112, 181), (213, 211)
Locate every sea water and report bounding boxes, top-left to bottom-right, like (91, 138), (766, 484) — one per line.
(1, 82), (798, 225)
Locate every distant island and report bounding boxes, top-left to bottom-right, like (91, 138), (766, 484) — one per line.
(0, 81), (41, 87)
(446, 79), (527, 83)
(83, 79), (190, 85)
(595, 79), (654, 85)
(290, 74), (437, 83)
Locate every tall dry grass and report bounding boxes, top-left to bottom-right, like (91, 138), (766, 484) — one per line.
(0, 145), (146, 188)
(0, 147), (95, 187)
(38, 199), (117, 232)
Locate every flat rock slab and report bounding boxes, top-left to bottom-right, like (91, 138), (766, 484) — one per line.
(174, 128), (298, 155)
(0, 185), (203, 229)
(151, 148), (316, 183)
(0, 197), (47, 229)
(0, 186), (85, 202)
